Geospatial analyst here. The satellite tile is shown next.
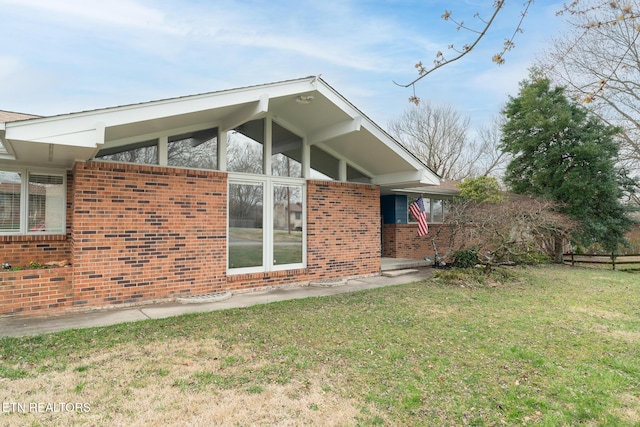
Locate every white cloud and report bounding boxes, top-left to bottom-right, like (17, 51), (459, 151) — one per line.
(0, 0), (180, 33)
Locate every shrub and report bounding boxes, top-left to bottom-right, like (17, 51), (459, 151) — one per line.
(451, 247), (480, 268)
(433, 266), (518, 288)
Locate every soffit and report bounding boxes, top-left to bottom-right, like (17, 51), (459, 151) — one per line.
(1, 77), (440, 188)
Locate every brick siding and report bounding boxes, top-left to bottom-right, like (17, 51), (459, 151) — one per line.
(1, 163), (382, 317)
(0, 268), (72, 316)
(306, 180), (381, 278)
(70, 162), (228, 308)
(382, 223), (455, 259)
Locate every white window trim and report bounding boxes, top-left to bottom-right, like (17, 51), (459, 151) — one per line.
(407, 196), (449, 225)
(0, 166), (67, 236)
(227, 174), (306, 275)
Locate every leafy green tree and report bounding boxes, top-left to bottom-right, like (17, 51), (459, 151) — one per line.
(458, 176), (504, 203)
(500, 73), (637, 252)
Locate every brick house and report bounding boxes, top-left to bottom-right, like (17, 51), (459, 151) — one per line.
(381, 180), (460, 260)
(0, 76), (443, 317)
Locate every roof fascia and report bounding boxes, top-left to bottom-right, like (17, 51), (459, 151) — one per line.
(5, 77), (318, 148)
(314, 78), (440, 183)
(373, 170), (441, 187)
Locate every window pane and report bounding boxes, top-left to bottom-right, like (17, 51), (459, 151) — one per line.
(347, 165), (371, 183)
(28, 174), (64, 233)
(272, 122), (302, 177)
(273, 184), (303, 265)
(227, 119), (264, 174)
(168, 128), (218, 170)
(0, 171), (21, 232)
(431, 199), (443, 223)
(408, 196), (431, 223)
(229, 182), (263, 268)
(95, 140), (158, 164)
(310, 146), (339, 180)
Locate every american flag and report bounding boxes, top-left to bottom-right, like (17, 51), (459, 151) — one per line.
(409, 196), (429, 237)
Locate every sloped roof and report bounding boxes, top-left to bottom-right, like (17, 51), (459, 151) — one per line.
(0, 110), (41, 122)
(1, 76), (440, 191)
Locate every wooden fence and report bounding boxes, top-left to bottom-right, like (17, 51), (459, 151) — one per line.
(563, 253), (640, 270)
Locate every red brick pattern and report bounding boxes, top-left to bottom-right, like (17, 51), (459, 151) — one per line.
(307, 180), (380, 278)
(0, 268), (72, 316)
(382, 223), (455, 259)
(0, 235), (71, 269)
(70, 162), (228, 308)
(1, 163), (383, 317)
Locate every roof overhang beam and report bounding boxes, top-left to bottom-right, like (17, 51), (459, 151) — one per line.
(307, 116), (362, 146)
(221, 94), (269, 131)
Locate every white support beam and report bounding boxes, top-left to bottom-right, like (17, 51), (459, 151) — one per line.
(264, 117), (272, 175)
(218, 129), (227, 171)
(372, 170), (440, 187)
(221, 94), (269, 132)
(158, 135), (168, 166)
(307, 116), (362, 146)
(302, 136), (310, 179)
(94, 122), (105, 146)
(338, 159), (347, 182)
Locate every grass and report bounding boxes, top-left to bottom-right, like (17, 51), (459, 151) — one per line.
(1, 265), (639, 425)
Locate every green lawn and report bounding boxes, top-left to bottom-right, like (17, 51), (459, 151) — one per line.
(1, 265), (639, 426)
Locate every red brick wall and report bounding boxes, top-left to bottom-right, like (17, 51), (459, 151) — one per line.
(1, 163), (382, 317)
(307, 180), (380, 278)
(0, 267), (72, 316)
(382, 223), (455, 260)
(71, 161), (228, 308)
(0, 235), (71, 268)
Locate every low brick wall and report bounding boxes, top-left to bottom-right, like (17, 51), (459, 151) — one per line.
(0, 267), (73, 316)
(0, 235), (71, 269)
(382, 223), (455, 259)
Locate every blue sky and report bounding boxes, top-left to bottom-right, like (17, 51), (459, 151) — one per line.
(0, 0), (565, 132)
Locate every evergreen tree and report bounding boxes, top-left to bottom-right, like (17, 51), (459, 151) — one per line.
(500, 72), (636, 252)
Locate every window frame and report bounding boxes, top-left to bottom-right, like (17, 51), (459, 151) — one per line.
(407, 195), (449, 224)
(0, 166), (67, 236)
(227, 173), (306, 275)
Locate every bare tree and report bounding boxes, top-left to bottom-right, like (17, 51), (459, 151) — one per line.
(539, 0), (640, 173)
(474, 116), (510, 178)
(432, 196), (575, 264)
(389, 104), (506, 179)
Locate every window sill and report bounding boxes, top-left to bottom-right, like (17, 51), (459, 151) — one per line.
(0, 234), (68, 243)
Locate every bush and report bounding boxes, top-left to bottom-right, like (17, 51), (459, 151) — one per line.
(451, 247), (480, 268)
(433, 266), (518, 288)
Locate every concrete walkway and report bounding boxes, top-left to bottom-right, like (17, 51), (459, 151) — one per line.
(0, 268), (432, 337)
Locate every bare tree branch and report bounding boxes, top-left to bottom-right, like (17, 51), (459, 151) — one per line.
(395, 0), (533, 105)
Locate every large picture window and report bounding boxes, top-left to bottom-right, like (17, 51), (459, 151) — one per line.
(0, 171), (21, 232)
(228, 177), (305, 273)
(273, 184), (303, 265)
(272, 122), (302, 178)
(228, 119), (264, 174)
(228, 182), (264, 269)
(0, 169), (65, 235)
